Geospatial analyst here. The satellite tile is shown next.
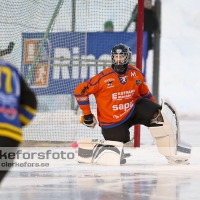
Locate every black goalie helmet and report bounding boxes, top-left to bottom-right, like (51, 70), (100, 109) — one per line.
(111, 43), (132, 74)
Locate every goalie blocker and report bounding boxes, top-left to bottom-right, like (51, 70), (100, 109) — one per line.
(149, 98), (192, 164)
(77, 139), (126, 166)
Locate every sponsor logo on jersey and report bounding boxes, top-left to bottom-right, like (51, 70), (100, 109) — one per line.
(112, 101), (134, 111)
(0, 107), (17, 115)
(77, 97), (88, 101)
(136, 80), (141, 86)
(112, 90), (135, 100)
(119, 75), (127, 84)
(131, 72), (136, 77)
(104, 78), (115, 88)
(107, 81), (113, 88)
(113, 115), (119, 119)
(0, 93), (18, 120)
(104, 78), (115, 83)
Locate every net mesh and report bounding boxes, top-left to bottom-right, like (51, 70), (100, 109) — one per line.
(0, 0), (138, 143)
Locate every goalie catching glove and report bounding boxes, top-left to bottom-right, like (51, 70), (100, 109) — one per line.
(80, 114), (97, 128)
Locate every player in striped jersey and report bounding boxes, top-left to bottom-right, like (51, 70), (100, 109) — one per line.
(0, 44), (37, 183)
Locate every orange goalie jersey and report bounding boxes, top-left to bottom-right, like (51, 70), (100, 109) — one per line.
(74, 64), (155, 128)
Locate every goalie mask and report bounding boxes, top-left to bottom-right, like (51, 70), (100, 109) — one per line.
(111, 43), (132, 74)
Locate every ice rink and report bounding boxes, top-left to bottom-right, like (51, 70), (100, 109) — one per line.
(0, 119), (200, 200)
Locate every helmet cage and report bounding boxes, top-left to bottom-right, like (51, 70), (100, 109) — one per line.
(111, 52), (130, 65)
(111, 44), (132, 65)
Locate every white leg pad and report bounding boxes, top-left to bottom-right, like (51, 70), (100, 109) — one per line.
(77, 139), (99, 163)
(92, 140), (124, 166)
(149, 98), (192, 163)
(77, 139), (124, 166)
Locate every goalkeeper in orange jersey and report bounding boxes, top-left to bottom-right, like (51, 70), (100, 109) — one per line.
(74, 43), (161, 142)
(74, 43), (191, 165)
(0, 43), (37, 183)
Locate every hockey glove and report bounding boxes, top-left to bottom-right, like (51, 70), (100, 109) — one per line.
(80, 114), (97, 128)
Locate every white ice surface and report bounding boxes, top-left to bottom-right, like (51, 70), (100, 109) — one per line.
(0, 119), (200, 200)
(0, 147), (200, 200)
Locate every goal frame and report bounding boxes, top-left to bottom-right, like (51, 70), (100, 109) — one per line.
(134, 0), (144, 148)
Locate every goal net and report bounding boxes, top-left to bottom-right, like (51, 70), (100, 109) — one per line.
(0, 0), (147, 145)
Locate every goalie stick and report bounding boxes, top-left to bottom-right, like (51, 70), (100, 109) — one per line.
(0, 42), (15, 56)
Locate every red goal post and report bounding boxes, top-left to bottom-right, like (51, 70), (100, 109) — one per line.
(134, 0), (144, 148)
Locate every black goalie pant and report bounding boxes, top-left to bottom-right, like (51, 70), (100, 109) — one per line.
(102, 98), (161, 143)
(0, 136), (19, 184)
